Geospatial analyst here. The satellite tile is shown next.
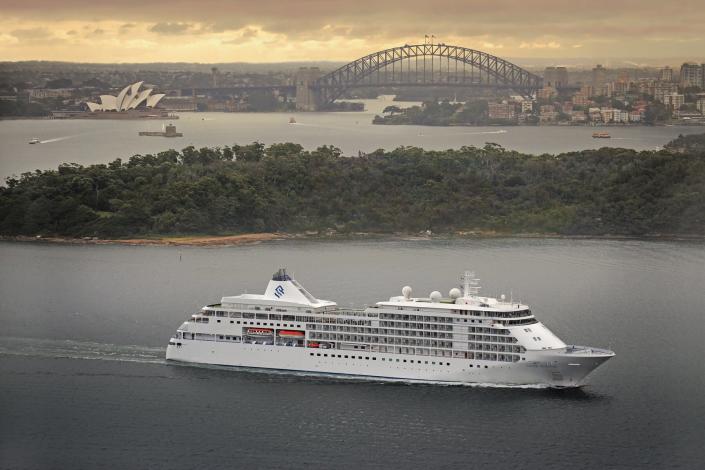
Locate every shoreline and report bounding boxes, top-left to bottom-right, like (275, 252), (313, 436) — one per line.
(2, 231), (703, 247)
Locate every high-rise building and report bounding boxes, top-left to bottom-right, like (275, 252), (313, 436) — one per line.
(659, 67), (674, 82)
(592, 65), (607, 95)
(679, 63), (703, 88)
(544, 66), (569, 87)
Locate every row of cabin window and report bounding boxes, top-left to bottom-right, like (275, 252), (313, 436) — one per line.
(381, 310), (532, 321)
(310, 331), (453, 342)
(468, 343), (525, 353)
(208, 306), (315, 314)
(309, 332), (454, 348)
(309, 352), (453, 366)
(191, 317), (301, 328)
(308, 352), (517, 365)
(311, 326), (454, 338)
(468, 334), (518, 343)
(379, 321), (453, 331)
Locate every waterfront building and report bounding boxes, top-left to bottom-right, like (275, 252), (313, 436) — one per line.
(663, 93), (685, 110)
(572, 92), (590, 107)
(696, 96), (705, 114)
(488, 102), (516, 120)
(629, 111), (642, 122)
(570, 111), (588, 123)
(29, 88), (73, 99)
(85, 81), (165, 112)
(159, 96), (198, 112)
(614, 110), (630, 123)
(539, 110), (559, 123)
(600, 108), (614, 123)
(654, 82), (679, 103)
(520, 100), (534, 113)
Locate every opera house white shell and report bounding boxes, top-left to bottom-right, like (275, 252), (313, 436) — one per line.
(85, 81), (166, 112)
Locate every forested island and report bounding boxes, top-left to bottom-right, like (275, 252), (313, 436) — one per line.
(1, 135), (704, 239)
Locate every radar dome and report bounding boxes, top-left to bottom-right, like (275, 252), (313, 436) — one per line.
(449, 288), (462, 299)
(402, 286), (412, 299)
(430, 291), (442, 302)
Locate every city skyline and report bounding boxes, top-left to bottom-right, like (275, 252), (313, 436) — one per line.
(2, 0), (705, 63)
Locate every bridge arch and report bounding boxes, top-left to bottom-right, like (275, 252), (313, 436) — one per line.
(309, 44), (543, 108)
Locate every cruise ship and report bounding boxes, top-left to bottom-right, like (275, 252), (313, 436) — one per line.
(166, 269), (614, 387)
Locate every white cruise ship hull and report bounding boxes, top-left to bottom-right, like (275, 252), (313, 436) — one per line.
(166, 340), (612, 388)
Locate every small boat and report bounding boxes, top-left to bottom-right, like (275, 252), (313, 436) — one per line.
(278, 330), (305, 338)
(289, 117), (296, 124)
(28, 138), (40, 144)
(246, 328), (273, 336)
(592, 132), (611, 139)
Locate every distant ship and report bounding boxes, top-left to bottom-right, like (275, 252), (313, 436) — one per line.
(166, 269), (615, 388)
(289, 117), (297, 124)
(28, 138), (40, 144)
(592, 132), (611, 139)
(138, 123), (183, 138)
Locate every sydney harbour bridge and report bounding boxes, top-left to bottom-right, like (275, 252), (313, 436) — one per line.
(186, 43), (546, 111)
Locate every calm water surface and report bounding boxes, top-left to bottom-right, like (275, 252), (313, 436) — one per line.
(1, 97), (703, 180)
(1, 238), (704, 469)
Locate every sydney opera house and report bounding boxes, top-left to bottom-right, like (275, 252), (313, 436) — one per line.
(85, 81), (166, 113)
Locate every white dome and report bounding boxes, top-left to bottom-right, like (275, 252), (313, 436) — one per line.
(430, 291), (442, 302)
(449, 288), (462, 299)
(402, 286), (412, 299)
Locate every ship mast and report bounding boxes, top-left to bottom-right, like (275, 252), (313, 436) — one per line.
(461, 271), (481, 298)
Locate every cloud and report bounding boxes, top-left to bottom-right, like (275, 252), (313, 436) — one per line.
(2, 1), (705, 61)
(10, 27), (53, 41)
(520, 41), (561, 49)
(149, 22), (194, 35)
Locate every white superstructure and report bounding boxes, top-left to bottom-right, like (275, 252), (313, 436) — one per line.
(166, 269), (614, 387)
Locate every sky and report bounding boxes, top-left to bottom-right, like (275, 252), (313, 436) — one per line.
(2, 0), (704, 63)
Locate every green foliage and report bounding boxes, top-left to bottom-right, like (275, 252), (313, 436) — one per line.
(644, 102), (671, 124)
(375, 100), (492, 126)
(1, 138), (704, 238)
(665, 133), (705, 154)
(0, 100), (49, 117)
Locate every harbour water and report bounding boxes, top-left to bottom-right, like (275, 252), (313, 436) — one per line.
(1, 238), (704, 469)
(1, 97), (703, 180)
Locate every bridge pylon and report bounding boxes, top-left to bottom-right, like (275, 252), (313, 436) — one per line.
(295, 67), (324, 111)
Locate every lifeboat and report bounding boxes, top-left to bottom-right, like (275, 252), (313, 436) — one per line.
(278, 330), (305, 338)
(307, 341), (320, 348)
(246, 328), (273, 336)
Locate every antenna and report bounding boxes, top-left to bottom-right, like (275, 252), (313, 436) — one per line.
(460, 271), (481, 297)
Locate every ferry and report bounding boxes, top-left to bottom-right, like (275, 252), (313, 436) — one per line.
(592, 132), (611, 139)
(166, 269), (615, 387)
